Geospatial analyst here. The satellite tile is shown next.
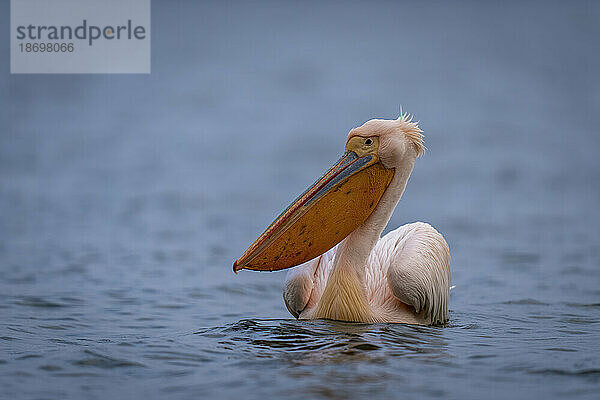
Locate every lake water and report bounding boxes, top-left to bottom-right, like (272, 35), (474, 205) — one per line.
(1, 1), (599, 399)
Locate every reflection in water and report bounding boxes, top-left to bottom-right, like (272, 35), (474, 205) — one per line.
(194, 319), (455, 399)
(197, 319), (450, 366)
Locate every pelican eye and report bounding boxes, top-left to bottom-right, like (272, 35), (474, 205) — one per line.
(364, 138), (373, 146)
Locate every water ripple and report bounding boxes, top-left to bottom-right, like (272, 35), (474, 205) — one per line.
(195, 319), (453, 367)
(74, 350), (146, 369)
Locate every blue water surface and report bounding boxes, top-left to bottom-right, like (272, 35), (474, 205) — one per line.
(1, 1), (599, 399)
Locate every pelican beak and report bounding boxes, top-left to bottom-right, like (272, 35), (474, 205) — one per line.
(233, 136), (395, 273)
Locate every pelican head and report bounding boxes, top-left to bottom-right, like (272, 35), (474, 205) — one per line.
(233, 114), (424, 273)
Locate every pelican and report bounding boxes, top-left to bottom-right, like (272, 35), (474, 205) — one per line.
(233, 114), (451, 325)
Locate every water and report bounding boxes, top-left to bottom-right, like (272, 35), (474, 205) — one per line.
(1, 1), (600, 399)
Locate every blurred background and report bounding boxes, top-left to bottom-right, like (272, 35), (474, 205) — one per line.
(1, 1), (599, 399)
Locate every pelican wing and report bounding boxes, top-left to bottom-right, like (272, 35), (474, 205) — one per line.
(283, 247), (336, 318)
(379, 222), (451, 325)
(282, 257), (319, 318)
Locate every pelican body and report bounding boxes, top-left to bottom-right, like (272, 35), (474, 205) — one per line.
(234, 114), (450, 325)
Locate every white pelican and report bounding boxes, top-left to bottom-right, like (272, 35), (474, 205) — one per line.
(233, 114), (451, 325)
